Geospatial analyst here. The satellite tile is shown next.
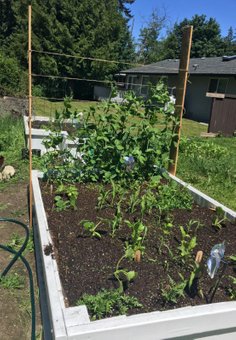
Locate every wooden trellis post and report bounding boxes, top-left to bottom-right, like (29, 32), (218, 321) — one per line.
(168, 25), (193, 176)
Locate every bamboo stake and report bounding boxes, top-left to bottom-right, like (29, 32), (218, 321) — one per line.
(168, 25), (193, 175)
(28, 5), (33, 228)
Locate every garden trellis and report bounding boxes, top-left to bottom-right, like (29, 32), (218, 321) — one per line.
(27, 4), (192, 228)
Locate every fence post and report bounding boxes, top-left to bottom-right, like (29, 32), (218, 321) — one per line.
(168, 25), (193, 176)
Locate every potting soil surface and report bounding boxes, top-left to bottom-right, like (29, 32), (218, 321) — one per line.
(40, 181), (236, 315)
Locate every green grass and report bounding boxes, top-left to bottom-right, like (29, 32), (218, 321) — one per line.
(33, 98), (207, 137)
(0, 114), (29, 190)
(177, 137), (236, 210)
(33, 97), (97, 118)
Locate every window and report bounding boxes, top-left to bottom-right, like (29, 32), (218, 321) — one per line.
(208, 78), (228, 94)
(141, 76), (149, 96)
(126, 75), (138, 91)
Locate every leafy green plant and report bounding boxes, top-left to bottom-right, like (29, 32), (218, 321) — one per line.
(54, 184), (78, 211)
(54, 195), (70, 211)
(157, 181), (193, 213)
(114, 247), (137, 292)
(228, 276), (236, 300)
(78, 82), (177, 183)
(129, 186), (141, 213)
(0, 273), (24, 289)
(212, 207), (227, 230)
(82, 220), (102, 239)
(114, 269), (137, 293)
(140, 187), (157, 216)
(161, 274), (187, 304)
(178, 225), (197, 263)
(125, 220), (147, 255)
(97, 186), (111, 209)
(110, 201), (123, 237)
(77, 288), (142, 320)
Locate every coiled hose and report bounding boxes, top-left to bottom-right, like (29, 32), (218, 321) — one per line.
(0, 218), (35, 340)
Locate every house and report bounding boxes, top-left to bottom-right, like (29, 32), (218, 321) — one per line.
(121, 56), (236, 123)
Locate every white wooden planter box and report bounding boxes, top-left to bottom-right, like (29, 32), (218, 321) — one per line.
(24, 116), (86, 156)
(32, 170), (236, 340)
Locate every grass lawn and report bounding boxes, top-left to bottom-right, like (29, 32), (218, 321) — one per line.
(177, 136), (236, 211)
(33, 97), (207, 137)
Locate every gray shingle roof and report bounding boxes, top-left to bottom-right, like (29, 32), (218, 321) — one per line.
(122, 56), (236, 76)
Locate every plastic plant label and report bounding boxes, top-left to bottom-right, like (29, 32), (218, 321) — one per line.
(207, 242), (225, 279)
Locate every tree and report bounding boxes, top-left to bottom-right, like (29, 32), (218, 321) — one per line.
(118, 0), (136, 18)
(137, 10), (166, 63)
(223, 27), (236, 55)
(0, 0), (135, 98)
(163, 15), (226, 59)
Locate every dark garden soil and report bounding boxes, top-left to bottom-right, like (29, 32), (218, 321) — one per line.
(40, 181), (236, 316)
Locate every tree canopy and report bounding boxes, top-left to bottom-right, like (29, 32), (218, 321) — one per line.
(162, 15), (236, 59)
(0, 0), (135, 97)
(137, 10), (166, 64)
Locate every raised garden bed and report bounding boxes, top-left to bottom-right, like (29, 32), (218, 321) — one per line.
(23, 115), (87, 156)
(32, 170), (236, 340)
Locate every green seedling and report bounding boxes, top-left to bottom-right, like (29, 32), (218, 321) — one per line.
(125, 220), (147, 256)
(55, 184), (78, 211)
(178, 225), (197, 263)
(114, 269), (137, 293)
(229, 255), (236, 263)
(114, 247), (137, 292)
(97, 187), (111, 209)
(54, 195), (70, 211)
(129, 186), (141, 213)
(228, 276), (236, 300)
(77, 288), (142, 320)
(161, 274), (187, 304)
(212, 207), (227, 230)
(82, 220), (102, 239)
(111, 201), (123, 237)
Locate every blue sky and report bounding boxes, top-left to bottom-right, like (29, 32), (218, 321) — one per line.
(128, 0), (236, 40)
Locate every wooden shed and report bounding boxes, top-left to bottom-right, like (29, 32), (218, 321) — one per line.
(207, 93), (236, 136)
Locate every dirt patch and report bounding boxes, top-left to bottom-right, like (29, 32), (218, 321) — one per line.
(0, 97), (29, 117)
(0, 182), (41, 340)
(41, 181), (236, 317)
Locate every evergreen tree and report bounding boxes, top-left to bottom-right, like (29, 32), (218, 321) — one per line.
(0, 0), (135, 97)
(223, 27), (236, 55)
(118, 0), (136, 18)
(163, 15), (226, 59)
(137, 10), (166, 63)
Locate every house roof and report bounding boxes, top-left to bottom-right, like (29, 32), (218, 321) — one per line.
(122, 56), (236, 76)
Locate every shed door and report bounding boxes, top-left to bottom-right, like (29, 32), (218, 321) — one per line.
(209, 97), (236, 135)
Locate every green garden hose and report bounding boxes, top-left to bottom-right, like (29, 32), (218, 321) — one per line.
(0, 218), (36, 340)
